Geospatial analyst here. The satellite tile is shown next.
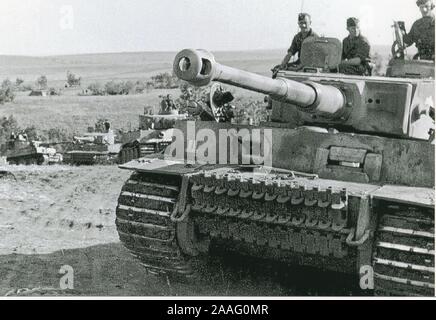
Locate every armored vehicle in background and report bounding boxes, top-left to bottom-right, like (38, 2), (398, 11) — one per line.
(67, 121), (121, 165)
(5, 135), (63, 165)
(118, 108), (188, 164)
(115, 37), (435, 296)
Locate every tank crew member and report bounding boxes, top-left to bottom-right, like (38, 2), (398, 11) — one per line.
(403, 0), (435, 60)
(339, 18), (372, 76)
(212, 87), (235, 123)
(17, 132), (27, 142)
(277, 13), (318, 71)
(160, 94), (177, 114)
(193, 87), (235, 122)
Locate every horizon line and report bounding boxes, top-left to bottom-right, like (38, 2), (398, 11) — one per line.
(0, 44), (391, 59)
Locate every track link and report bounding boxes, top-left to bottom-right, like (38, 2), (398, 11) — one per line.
(116, 172), (194, 278)
(119, 146), (140, 164)
(373, 203), (435, 296)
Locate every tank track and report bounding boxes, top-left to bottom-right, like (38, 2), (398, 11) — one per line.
(68, 153), (118, 165)
(7, 154), (45, 165)
(373, 202), (435, 296)
(119, 146), (139, 164)
(188, 170), (358, 273)
(115, 172), (193, 277)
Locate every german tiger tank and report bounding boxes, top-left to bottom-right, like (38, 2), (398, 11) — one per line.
(115, 38), (435, 296)
(67, 121), (122, 165)
(5, 135), (63, 165)
(118, 108), (188, 164)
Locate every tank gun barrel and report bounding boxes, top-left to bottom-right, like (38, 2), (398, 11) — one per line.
(173, 49), (346, 117)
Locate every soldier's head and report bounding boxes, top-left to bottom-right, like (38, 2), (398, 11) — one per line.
(346, 17), (361, 37)
(298, 13), (312, 33)
(416, 0), (434, 16)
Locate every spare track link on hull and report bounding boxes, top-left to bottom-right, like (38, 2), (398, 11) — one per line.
(119, 147), (140, 164)
(373, 201), (435, 296)
(116, 172), (194, 278)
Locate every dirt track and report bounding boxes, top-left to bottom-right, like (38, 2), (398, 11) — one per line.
(0, 165), (360, 296)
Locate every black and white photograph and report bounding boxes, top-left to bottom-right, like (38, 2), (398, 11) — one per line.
(0, 0), (434, 301)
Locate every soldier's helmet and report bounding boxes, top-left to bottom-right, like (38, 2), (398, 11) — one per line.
(416, 0), (435, 9)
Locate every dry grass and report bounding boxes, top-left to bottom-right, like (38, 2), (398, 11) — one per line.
(0, 50), (275, 136)
(2, 90), (173, 135)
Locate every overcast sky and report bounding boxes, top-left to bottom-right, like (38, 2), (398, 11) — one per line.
(0, 0), (423, 56)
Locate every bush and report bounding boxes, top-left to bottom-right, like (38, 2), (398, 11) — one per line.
(15, 78), (32, 92)
(46, 128), (71, 143)
(15, 78), (24, 86)
(234, 99), (269, 125)
(86, 82), (106, 96)
(66, 71), (81, 87)
(105, 80), (128, 95)
(0, 115), (19, 149)
(36, 75), (48, 89)
(82, 80), (147, 96)
(133, 81), (146, 94)
(150, 72), (180, 89)
(0, 79), (16, 104)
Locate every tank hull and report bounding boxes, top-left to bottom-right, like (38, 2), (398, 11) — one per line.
(67, 143), (121, 165)
(115, 154), (434, 296)
(6, 147), (63, 165)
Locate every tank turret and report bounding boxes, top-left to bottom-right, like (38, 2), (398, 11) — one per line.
(174, 46), (435, 141)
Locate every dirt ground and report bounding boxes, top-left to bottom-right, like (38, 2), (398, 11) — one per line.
(0, 165), (287, 297)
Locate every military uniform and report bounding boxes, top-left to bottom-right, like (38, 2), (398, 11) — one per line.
(340, 35), (371, 75)
(403, 13), (435, 60)
(287, 29), (318, 63)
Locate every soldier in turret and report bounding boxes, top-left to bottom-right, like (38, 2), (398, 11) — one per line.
(191, 87), (235, 123)
(160, 94), (178, 114)
(276, 13), (318, 72)
(339, 18), (372, 76)
(212, 86), (235, 123)
(403, 0), (435, 60)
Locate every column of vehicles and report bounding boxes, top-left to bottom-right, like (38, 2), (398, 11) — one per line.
(0, 95), (194, 166)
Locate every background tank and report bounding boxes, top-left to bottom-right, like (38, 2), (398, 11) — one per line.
(118, 107), (189, 164)
(5, 135), (63, 165)
(115, 38), (435, 296)
(67, 121), (121, 165)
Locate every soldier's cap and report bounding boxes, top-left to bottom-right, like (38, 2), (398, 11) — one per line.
(347, 17), (360, 27)
(416, 0), (435, 8)
(298, 13), (311, 22)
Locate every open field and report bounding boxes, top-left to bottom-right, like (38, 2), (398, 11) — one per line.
(0, 50), (285, 135)
(0, 50), (285, 87)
